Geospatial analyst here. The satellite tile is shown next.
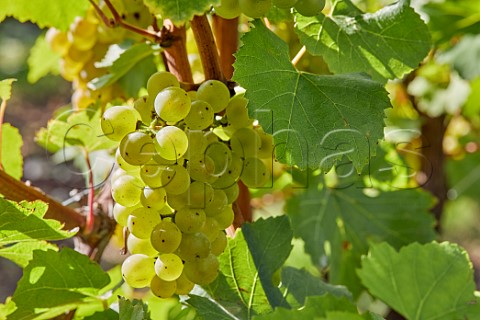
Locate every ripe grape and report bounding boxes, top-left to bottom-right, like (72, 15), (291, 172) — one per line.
(184, 100), (214, 130)
(134, 96), (153, 123)
(239, 0), (273, 18)
(214, 0), (242, 19)
(175, 208), (206, 234)
(187, 154), (216, 183)
(230, 127), (261, 158)
(154, 253), (184, 281)
(113, 202), (141, 227)
(127, 207), (162, 239)
(141, 187), (167, 210)
(122, 254), (156, 288)
(161, 164), (191, 195)
(241, 157), (270, 188)
(176, 232), (211, 262)
(154, 87), (191, 123)
(151, 220), (182, 253)
(205, 189), (228, 216)
(211, 231), (228, 256)
(196, 80), (231, 113)
(184, 254), (219, 285)
(119, 131), (155, 166)
(101, 106), (140, 141)
(175, 272), (195, 295)
(155, 126), (189, 160)
(150, 276), (177, 298)
(215, 205), (235, 229)
(147, 71), (180, 97)
(111, 174), (143, 207)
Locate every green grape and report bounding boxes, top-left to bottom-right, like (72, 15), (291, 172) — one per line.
(186, 181), (214, 208)
(184, 100), (214, 130)
(225, 95), (251, 131)
(199, 217), (220, 241)
(122, 254), (156, 288)
(184, 130), (208, 160)
(230, 127), (261, 158)
(211, 231), (228, 256)
(215, 205), (235, 229)
(113, 202), (141, 226)
(241, 157), (270, 188)
(214, 0), (242, 19)
(187, 155), (216, 183)
(140, 161), (170, 188)
(256, 127), (274, 159)
(127, 207), (162, 239)
(45, 28), (70, 55)
(223, 182), (240, 203)
(166, 193), (186, 210)
(175, 272), (195, 295)
(196, 80), (230, 113)
(111, 174), (143, 207)
(154, 87), (191, 123)
(141, 187), (167, 210)
(175, 208), (206, 234)
(239, 0), (272, 18)
(101, 106), (140, 141)
(212, 153), (243, 188)
(152, 153), (182, 165)
(147, 71), (180, 97)
(68, 17), (97, 51)
(119, 131), (155, 166)
(150, 275), (177, 298)
(127, 234), (158, 257)
(205, 189), (228, 217)
(161, 164), (191, 195)
(205, 141), (232, 176)
(154, 253), (184, 281)
(273, 0), (298, 8)
(155, 126), (189, 160)
(184, 254), (219, 285)
(134, 96), (154, 123)
(116, 148), (138, 172)
(294, 0), (325, 16)
(176, 232), (211, 262)
(151, 220), (182, 253)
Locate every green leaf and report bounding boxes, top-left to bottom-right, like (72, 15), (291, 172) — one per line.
(9, 247), (110, 320)
(27, 34), (60, 83)
(358, 242), (477, 320)
(1, 123), (23, 179)
(242, 216), (293, 309)
(233, 20), (390, 172)
(438, 34), (480, 80)
(119, 297), (151, 320)
(446, 151), (480, 201)
(36, 107), (117, 153)
(0, 199), (75, 246)
(464, 78), (480, 119)
(83, 309), (119, 320)
(187, 295), (236, 320)
(142, 0), (219, 25)
(118, 52), (156, 97)
(0, 241), (57, 268)
(280, 267), (352, 305)
(0, 78), (16, 101)
(295, 1), (431, 82)
(88, 43), (154, 91)
(0, 0), (90, 31)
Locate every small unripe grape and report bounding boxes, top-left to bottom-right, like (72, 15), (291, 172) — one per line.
(127, 234), (158, 257)
(239, 0), (272, 18)
(154, 87), (191, 123)
(122, 254), (156, 288)
(214, 0), (241, 19)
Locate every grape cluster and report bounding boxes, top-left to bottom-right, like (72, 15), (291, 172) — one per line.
(214, 0), (325, 19)
(46, 0), (152, 109)
(102, 71), (274, 298)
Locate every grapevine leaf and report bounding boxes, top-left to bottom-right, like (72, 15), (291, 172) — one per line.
(1, 123), (23, 179)
(0, 241), (57, 268)
(118, 52), (156, 97)
(27, 34), (60, 83)
(0, 199), (75, 246)
(35, 107), (117, 153)
(142, 0), (219, 25)
(83, 309), (119, 320)
(446, 151), (480, 200)
(119, 297), (151, 320)
(242, 216), (293, 309)
(0, 78), (16, 101)
(294, 1), (431, 82)
(233, 20), (390, 172)
(186, 295), (236, 320)
(206, 230), (270, 318)
(89, 43), (154, 91)
(280, 267), (352, 305)
(0, 0), (90, 31)
(358, 242), (478, 320)
(9, 247), (111, 320)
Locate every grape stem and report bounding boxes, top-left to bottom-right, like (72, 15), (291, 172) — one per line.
(84, 149), (95, 235)
(162, 20), (194, 82)
(291, 46), (307, 66)
(212, 15), (239, 79)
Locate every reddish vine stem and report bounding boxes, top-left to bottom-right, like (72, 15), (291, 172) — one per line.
(162, 20), (193, 83)
(212, 15), (239, 79)
(84, 150), (95, 234)
(191, 15), (226, 82)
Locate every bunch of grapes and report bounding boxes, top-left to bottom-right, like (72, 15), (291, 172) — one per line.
(214, 0), (325, 19)
(101, 71), (274, 298)
(46, 0), (152, 109)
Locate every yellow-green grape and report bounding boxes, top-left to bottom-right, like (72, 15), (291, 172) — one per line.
(223, 182), (240, 203)
(67, 45), (93, 65)
(184, 254), (219, 285)
(141, 187), (167, 210)
(273, 0), (298, 8)
(184, 100), (215, 130)
(196, 80), (231, 113)
(140, 161), (169, 188)
(175, 208), (206, 234)
(127, 234), (158, 257)
(154, 253), (184, 281)
(215, 205), (235, 229)
(225, 95), (251, 131)
(212, 154), (243, 189)
(187, 155), (216, 183)
(134, 96), (153, 124)
(111, 174), (143, 207)
(45, 28), (70, 55)
(113, 202), (141, 226)
(60, 56), (83, 81)
(256, 127), (274, 159)
(205, 189), (228, 217)
(122, 254), (156, 288)
(101, 106), (140, 141)
(175, 272), (195, 295)
(119, 131), (155, 166)
(147, 71), (180, 97)
(122, 0), (152, 31)
(200, 217), (220, 241)
(116, 147), (138, 172)
(155, 126), (189, 160)
(184, 130), (208, 160)
(127, 207), (162, 239)
(241, 157), (270, 188)
(150, 275), (177, 299)
(230, 127), (261, 158)
(71, 88), (95, 109)
(239, 0), (272, 18)
(154, 87), (191, 123)
(205, 141), (232, 177)
(211, 231), (228, 256)
(214, 0), (242, 19)
(161, 164), (191, 195)
(186, 181), (214, 208)
(151, 220), (182, 253)
(68, 17), (97, 51)
(176, 232), (211, 262)
(294, 0), (325, 16)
